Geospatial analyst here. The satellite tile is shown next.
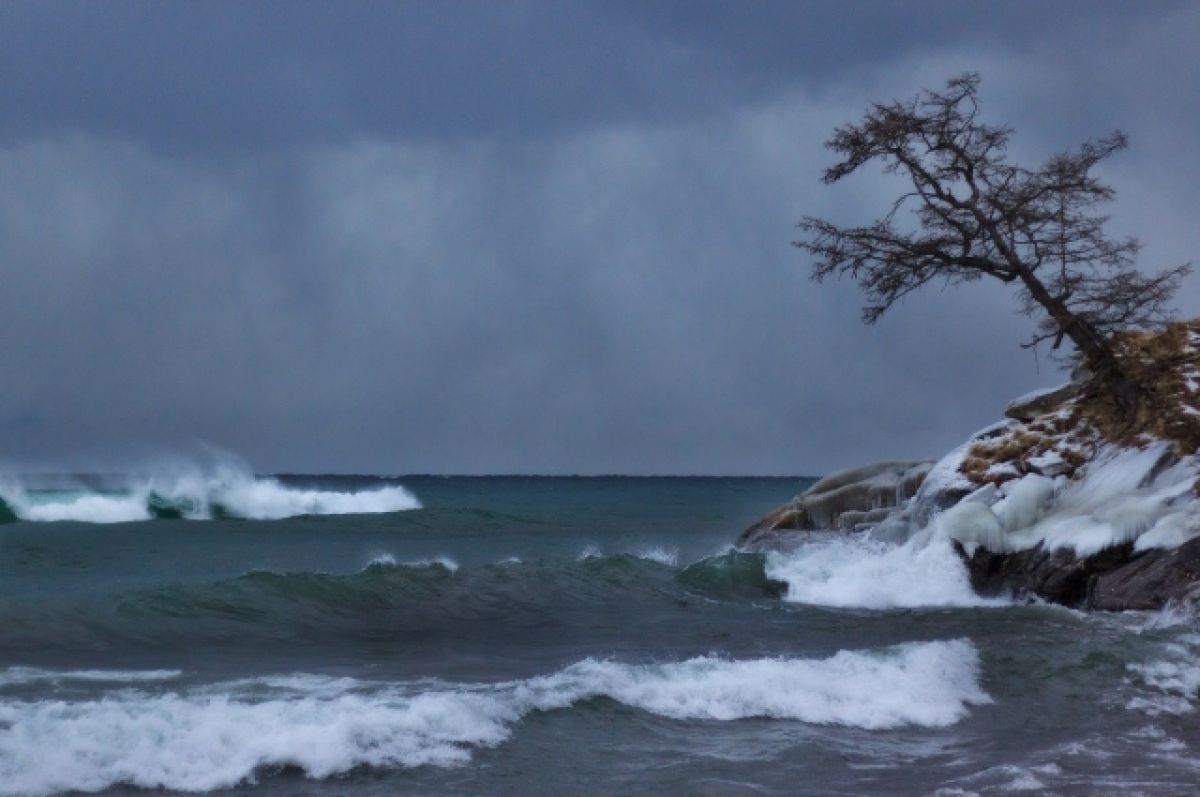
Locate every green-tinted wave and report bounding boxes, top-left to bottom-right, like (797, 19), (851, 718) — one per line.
(0, 497), (17, 524)
(676, 551), (787, 600)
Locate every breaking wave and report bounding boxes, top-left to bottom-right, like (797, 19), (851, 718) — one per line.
(0, 640), (988, 795)
(763, 532), (1006, 610)
(0, 460), (420, 523)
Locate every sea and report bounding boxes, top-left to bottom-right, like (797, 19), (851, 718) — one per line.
(0, 471), (1198, 796)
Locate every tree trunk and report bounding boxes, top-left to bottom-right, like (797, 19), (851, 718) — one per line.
(1017, 271), (1139, 419)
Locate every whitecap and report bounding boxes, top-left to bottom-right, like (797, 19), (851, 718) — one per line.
(0, 640), (988, 795)
(764, 532), (1006, 609)
(363, 554), (457, 573)
(0, 456), (421, 524)
(631, 546), (679, 566)
(0, 668), (182, 688)
(576, 544), (603, 561)
(15, 494), (151, 524)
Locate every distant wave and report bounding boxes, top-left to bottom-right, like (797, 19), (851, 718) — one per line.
(0, 461), (420, 523)
(0, 640), (989, 794)
(0, 552), (788, 651)
(363, 553), (460, 572)
(120, 552), (776, 622)
(0, 668), (182, 688)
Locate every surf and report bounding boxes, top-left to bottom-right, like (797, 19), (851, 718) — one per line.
(0, 458), (420, 523)
(0, 640), (989, 795)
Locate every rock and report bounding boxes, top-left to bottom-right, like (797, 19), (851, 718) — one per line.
(737, 325), (1200, 611)
(1004, 382), (1077, 421)
(803, 460), (927, 499)
(739, 460), (932, 545)
(837, 505), (902, 530)
(959, 538), (1200, 610)
(1088, 540), (1200, 610)
(740, 501), (807, 538)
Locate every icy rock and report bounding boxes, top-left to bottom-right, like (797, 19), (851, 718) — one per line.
(937, 501), (1004, 557)
(739, 460), (932, 544)
(1004, 382), (1077, 421)
(963, 536), (1200, 610)
(993, 474), (1056, 532)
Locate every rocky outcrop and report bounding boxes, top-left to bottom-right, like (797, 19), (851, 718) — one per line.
(739, 321), (1200, 611)
(739, 460), (931, 546)
(1004, 382), (1077, 421)
(961, 537), (1200, 610)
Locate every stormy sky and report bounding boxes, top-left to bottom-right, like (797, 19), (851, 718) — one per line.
(1, 1), (1197, 475)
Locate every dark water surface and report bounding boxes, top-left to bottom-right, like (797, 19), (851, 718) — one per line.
(0, 476), (1197, 795)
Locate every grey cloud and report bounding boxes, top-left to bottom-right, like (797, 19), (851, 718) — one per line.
(0, 1), (1188, 154)
(0, 3), (1196, 474)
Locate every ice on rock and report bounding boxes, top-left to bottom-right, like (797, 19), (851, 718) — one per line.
(910, 425), (1009, 526)
(937, 501), (1004, 557)
(1136, 503), (1200, 551)
(993, 474), (1055, 532)
(970, 444), (1200, 557)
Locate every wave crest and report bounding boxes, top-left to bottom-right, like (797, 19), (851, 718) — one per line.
(0, 640), (988, 795)
(0, 461), (420, 523)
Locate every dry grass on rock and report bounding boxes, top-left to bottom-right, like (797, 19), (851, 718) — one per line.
(959, 319), (1200, 488)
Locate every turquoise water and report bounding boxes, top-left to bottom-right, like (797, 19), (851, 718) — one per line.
(0, 476), (1197, 795)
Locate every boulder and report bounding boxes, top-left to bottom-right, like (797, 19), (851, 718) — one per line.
(1004, 382), (1077, 421)
(959, 537), (1200, 610)
(739, 460), (932, 545)
(1087, 540), (1200, 610)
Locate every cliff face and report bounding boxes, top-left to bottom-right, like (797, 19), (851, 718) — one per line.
(741, 320), (1200, 610)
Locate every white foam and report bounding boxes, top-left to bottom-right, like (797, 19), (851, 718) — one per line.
(1135, 603), (1199, 632)
(523, 639), (990, 728)
(0, 455), (421, 523)
(363, 554), (457, 572)
(576, 544), (603, 561)
(758, 440), (1200, 609)
(1126, 634), (1200, 716)
(210, 479), (420, 520)
(632, 546), (679, 566)
(14, 493), (151, 523)
(0, 641), (988, 795)
(764, 532), (1005, 609)
(0, 668), (181, 688)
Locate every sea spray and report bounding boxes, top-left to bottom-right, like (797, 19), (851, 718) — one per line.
(0, 458), (420, 523)
(0, 641), (989, 795)
(763, 532), (1005, 609)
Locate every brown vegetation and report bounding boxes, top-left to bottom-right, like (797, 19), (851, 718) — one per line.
(960, 320), (1200, 489)
(1069, 320), (1200, 454)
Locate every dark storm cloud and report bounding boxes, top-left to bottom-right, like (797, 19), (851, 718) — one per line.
(0, 0), (1182, 152)
(0, 1), (1196, 474)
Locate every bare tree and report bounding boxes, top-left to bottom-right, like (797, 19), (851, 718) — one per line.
(797, 73), (1190, 417)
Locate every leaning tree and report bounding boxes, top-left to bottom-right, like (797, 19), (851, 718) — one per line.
(797, 73), (1189, 418)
